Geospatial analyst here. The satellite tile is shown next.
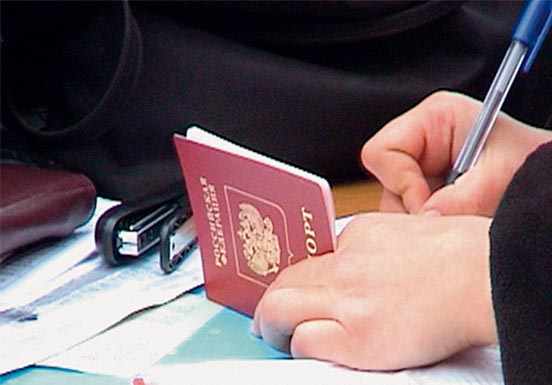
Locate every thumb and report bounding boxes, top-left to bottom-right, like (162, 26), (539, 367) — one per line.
(418, 178), (486, 216)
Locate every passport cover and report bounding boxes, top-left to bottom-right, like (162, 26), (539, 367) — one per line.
(174, 127), (336, 316)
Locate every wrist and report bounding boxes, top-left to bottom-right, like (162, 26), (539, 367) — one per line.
(464, 216), (498, 347)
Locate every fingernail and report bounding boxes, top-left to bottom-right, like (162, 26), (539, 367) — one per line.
(422, 209), (441, 217)
(250, 324), (260, 337)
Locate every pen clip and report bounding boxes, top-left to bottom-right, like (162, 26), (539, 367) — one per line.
(513, 0), (552, 72)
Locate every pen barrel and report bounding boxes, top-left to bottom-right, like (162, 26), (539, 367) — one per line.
(452, 41), (527, 173)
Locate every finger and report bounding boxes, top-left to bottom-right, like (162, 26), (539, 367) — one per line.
(253, 286), (335, 352)
(362, 92), (480, 212)
(362, 93), (451, 176)
(364, 144), (432, 213)
(362, 115), (437, 213)
(379, 188), (407, 213)
(253, 257), (327, 335)
(419, 165), (498, 216)
(290, 319), (349, 364)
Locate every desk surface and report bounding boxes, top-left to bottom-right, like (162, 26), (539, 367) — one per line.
(333, 179), (381, 216)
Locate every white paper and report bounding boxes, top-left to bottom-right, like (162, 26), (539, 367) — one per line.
(407, 346), (503, 384)
(0, 247), (204, 375)
(136, 346), (502, 385)
(0, 197), (204, 375)
(137, 359), (404, 385)
(41, 290), (221, 377)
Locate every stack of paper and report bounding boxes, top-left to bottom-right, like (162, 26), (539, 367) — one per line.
(0, 198), (204, 375)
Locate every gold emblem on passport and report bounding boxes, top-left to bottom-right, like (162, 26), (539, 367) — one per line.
(237, 203), (281, 276)
(225, 185), (293, 287)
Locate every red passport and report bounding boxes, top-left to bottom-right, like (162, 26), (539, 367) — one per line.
(174, 127), (336, 316)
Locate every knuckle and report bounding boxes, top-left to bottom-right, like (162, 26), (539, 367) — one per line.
(361, 140), (382, 171)
(425, 89), (459, 106)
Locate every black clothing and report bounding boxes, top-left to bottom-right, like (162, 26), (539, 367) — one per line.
(490, 141), (552, 384)
(3, 1), (551, 202)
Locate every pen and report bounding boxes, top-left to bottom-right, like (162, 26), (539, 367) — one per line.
(446, 0), (552, 185)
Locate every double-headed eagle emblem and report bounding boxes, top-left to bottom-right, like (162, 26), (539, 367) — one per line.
(237, 203), (281, 276)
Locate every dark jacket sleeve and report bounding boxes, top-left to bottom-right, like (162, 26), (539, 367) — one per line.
(490, 141), (552, 385)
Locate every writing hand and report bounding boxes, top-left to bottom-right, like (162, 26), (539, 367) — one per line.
(361, 91), (551, 216)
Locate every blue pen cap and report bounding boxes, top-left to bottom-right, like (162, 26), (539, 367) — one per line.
(512, 0), (552, 72)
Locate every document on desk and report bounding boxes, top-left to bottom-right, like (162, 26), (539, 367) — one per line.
(30, 217), (353, 377)
(11, 216), (342, 377)
(0, 198), (204, 375)
(136, 346), (503, 385)
(40, 288), (222, 377)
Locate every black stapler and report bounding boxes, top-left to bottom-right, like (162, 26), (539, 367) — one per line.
(95, 195), (196, 273)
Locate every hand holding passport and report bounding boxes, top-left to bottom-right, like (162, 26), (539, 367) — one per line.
(174, 126), (336, 316)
